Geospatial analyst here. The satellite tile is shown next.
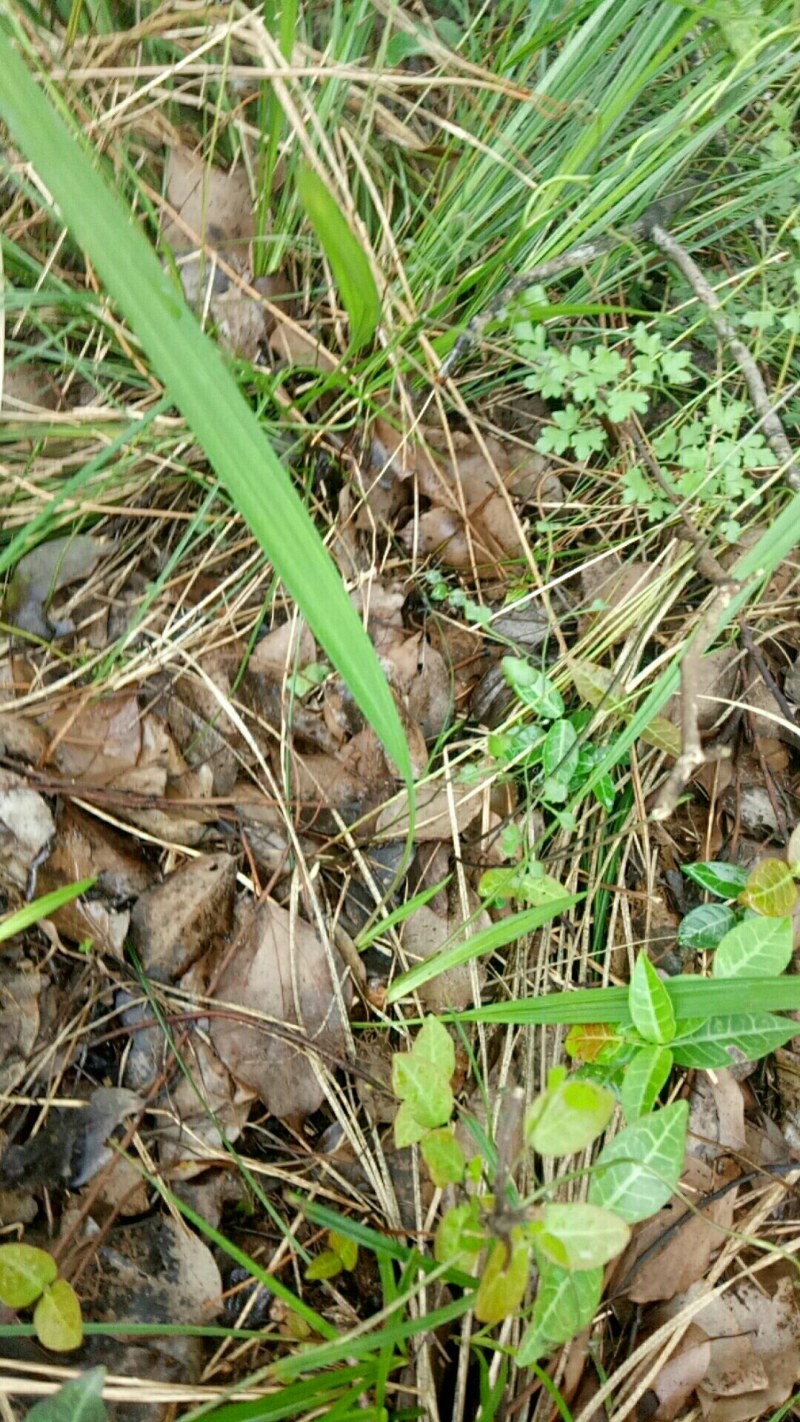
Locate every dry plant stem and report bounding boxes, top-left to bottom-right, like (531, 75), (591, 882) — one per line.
(646, 222), (800, 493)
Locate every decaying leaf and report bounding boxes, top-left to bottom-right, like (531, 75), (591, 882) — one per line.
(130, 852), (237, 982)
(0, 771), (54, 889)
(5, 535), (106, 640)
(0, 1086), (141, 1188)
(210, 898), (353, 1121)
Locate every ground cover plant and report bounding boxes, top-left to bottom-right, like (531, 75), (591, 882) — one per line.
(1, 1), (800, 1420)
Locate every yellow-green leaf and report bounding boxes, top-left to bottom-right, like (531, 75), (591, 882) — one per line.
(639, 715), (681, 756)
(0, 1244), (57, 1308)
(33, 1279), (83, 1351)
(475, 1230), (530, 1325)
(739, 859), (798, 917)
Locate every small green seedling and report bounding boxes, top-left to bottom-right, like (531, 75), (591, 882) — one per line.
(0, 1243), (83, 1351)
(391, 1019), (688, 1363)
(306, 1230), (359, 1282)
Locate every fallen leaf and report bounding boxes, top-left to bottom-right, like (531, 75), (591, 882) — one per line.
(130, 853), (237, 982)
(4, 535), (106, 640)
(42, 694), (142, 785)
(0, 961), (41, 1093)
(0, 772), (54, 889)
(210, 898), (353, 1121)
(399, 889), (490, 1011)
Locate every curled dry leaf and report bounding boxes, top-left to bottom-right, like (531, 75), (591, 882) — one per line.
(130, 852), (237, 983)
(210, 898), (353, 1122)
(250, 618), (316, 675)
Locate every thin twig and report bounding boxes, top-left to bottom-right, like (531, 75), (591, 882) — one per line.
(438, 190), (695, 379)
(645, 221), (800, 493)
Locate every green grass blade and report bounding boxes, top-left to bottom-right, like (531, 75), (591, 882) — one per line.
(0, 29), (410, 797)
(0, 878), (95, 944)
(447, 974), (800, 1025)
(385, 896), (580, 1004)
(296, 162), (381, 352)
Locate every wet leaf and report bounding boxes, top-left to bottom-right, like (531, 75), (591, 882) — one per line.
(565, 1022), (626, 1063)
(391, 1056), (453, 1131)
(413, 1016), (456, 1079)
(620, 1045), (673, 1121)
(682, 861), (748, 899)
(421, 1127), (466, 1187)
(525, 1075), (615, 1157)
(501, 659), (563, 718)
(517, 1263), (602, 1364)
(23, 1367), (106, 1422)
(34, 1279), (83, 1351)
(531, 1203), (630, 1271)
(670, 1012), (797, 1067)
(677, 903), (738, 950)
(434, 1200), (484, 1264)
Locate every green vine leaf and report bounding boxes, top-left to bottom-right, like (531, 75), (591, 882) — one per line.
(588, 1101), (688, 1223)
(517, 1263), (602, 1365)
(525, 1073), (615, 1157)
(475, 1230), (530, 1325)
(629, 954), (676, 1044)
(712, 916), (793, 979)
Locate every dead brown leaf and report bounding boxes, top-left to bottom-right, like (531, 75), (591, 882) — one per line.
(210, 898), (353, 1122)
(399, 889), (490, 1011)
(130, 852), (237, 982)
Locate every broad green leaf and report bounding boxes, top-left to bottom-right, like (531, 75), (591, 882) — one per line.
(677, 903), (738, 950)
(421, 1127), (466, 1187)
(588, 1101), (688, 1223)
(683, 861), (748, 899)
(23, 1367), (106, 1422)
(670, 1013), (798, 1068)
(305, 1250), (343, 1281)
(295, 163), (381, 353)
(565, 1022), (625, 1063)
(391, 1062), (453, 1131)
(525, 1077), (615, 1158)
(542, 720), (579, 783)
(0, 1243), (57, 1308)
(0, 34), (412, 808)
(410, 1018), (456, 1081)
(501, 659), (563, 718)
(712, 916), (792, 979)
(386, 897), (579, 1004)
(531, 1203), (630, 1271)
(393, 1099), (430, 1148)
(434, 1201), (485, 1264)
(629, 954), (676, 1044)
(620, 1045), (673, 1121)
(517, 1264), (602, 1365)
(33, 1279), (83, 1351)
(739, 859), (798, 917)
(474, 1231), (530, 1325)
